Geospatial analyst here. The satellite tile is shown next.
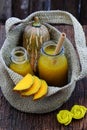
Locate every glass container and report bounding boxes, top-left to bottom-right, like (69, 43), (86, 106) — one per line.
(38, 41), (68, 87)
(10, 46), (33, 76)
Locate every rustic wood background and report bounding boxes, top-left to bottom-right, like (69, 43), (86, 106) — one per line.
(0, 0), (87, 25)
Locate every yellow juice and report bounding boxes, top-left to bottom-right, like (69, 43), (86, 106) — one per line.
(10, 60), (33, 76)
(38, 43), (68, 87)
(9, 46), (33, 76)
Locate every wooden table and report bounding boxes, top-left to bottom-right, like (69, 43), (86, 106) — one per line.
(0, 24), (87, 130)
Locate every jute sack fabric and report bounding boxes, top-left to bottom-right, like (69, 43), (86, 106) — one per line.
(0, 10), (87, 113)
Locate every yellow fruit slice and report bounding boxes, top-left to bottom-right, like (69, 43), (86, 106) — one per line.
(13, 74), (34, 91)
(33, 80), (48, 100)
(21, 76), (41, 96)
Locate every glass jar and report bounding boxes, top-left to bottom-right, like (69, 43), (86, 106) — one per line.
(9, 46), (34, 76)
(37, 41), (68, 87)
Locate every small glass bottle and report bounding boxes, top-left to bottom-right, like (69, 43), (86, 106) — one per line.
(10, 46), (34, 76)
(38, 41), (68, 87)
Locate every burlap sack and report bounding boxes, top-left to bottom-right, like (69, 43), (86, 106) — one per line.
(0, 10), (87, 113)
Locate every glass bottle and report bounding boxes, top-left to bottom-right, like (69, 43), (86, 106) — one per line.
(10, 46), (34, 76)
(38, 41), (68, 87)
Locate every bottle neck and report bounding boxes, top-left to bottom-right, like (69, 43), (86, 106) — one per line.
(11, 47), (28, 64)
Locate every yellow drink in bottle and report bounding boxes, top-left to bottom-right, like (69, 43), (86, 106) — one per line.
(10, 47), (33, 76)
(38, 42), (68, 87)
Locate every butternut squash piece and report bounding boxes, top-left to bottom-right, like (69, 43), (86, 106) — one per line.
(21, 76), (41, 96)
(13, 74), (34, 91)
(33, 80), (48, 100)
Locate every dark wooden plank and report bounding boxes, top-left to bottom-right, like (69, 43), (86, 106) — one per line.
(12, 0), (51, 19)
(0, 24), (5, 48)
(0, 0), (5, 17)
(51, 0), (65, 10)
(0, 0), (11, 22)
(0, 25), (87, 130)
(28, 0), (51, 14)
(1, 0), (87, 25)
(51, 0), (80, 19)
(80, 0), (87, 25)
(12, 0), (29, 19)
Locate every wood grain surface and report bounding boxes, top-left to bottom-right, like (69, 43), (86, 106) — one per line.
(0, 0), (87, 24)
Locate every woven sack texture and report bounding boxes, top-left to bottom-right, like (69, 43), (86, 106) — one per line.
(0, 10), (87, 113)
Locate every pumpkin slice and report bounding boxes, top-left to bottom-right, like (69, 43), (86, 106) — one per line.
(21, 76), (41, 96)
(13, 74), (34, 91)
(33, 80), (48, 100)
